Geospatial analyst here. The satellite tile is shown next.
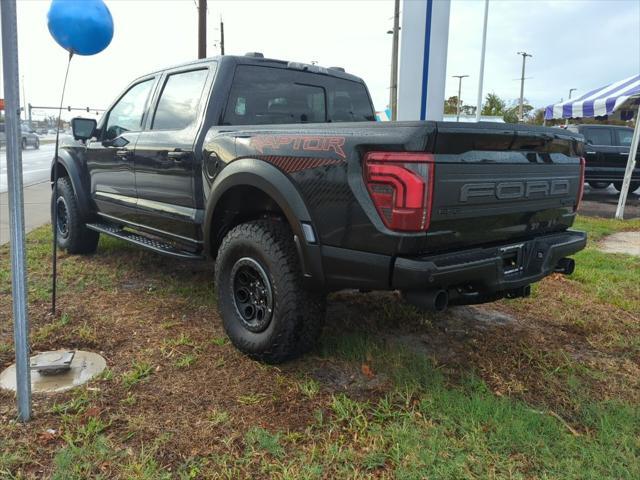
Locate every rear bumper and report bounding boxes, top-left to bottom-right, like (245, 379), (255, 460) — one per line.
(392, 230), (587, 293)
(320, 230), (587, 294)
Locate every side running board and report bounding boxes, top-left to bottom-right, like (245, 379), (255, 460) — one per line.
(86, 222), (203, 260)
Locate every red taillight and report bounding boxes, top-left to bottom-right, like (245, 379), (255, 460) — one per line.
(363, 151), (435, 232)
(575, 156), (586, 211)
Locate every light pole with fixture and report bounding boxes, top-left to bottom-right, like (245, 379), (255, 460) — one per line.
(452, 74), (469, 122)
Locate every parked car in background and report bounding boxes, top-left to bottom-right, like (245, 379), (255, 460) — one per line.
(566, 124), (639, 193)
(20, 125), (40, 149)
(0, 123), (40, 149)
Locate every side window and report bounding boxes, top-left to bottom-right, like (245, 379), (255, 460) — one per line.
(104, 79), (154, 140)
(583, 128), (612, 146)
(615, 129), (633, 147)
(152, 69), (210, 131)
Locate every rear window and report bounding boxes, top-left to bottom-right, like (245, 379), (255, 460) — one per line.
(582, 128), (612, 146)
(223, 65), (375, 125)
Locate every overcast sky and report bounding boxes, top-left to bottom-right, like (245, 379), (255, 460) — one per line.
(3, 0), (639, 121)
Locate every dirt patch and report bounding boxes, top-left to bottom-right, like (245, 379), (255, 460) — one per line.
(598, 231), (640, 256)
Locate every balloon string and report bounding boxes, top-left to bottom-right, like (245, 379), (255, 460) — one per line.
(52, 51), (74, 316)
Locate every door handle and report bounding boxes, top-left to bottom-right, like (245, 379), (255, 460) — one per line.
(586, 151), (596, 155)
(620, 152), (629, 155)
(167, 150), (189, 162)
(115, 149), (132, 160)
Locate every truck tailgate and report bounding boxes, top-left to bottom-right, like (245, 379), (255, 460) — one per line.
(425, 123), (583, 252)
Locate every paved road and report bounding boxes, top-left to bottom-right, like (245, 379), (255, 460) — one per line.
(0, 135), (74, 194)
(0, 143), (55, 194)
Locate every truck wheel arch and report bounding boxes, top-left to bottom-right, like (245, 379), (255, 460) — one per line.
(204, 158), (325, 290)
(50, 150), (93, 221)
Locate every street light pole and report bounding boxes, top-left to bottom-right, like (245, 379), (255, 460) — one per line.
(198, 0), (207, 59)
(219, 17), (225, 55)
(388, 0), (400, 121)
(517, 51), (532, 121)
(475, 0), (489, 122)
(452, 74), (469, 122)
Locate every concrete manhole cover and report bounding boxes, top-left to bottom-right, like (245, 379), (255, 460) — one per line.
(598, 231), (640, 257)
(0, 350), (106, 394)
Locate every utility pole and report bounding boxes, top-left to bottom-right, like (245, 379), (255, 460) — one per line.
(452, 74), (469, 122)
(219, 18), (225, 55)
(475, 0), (489, 122)
(517, 51), (532, 121)
(388, 0), (400, 121)
(198, 0), (207, 59)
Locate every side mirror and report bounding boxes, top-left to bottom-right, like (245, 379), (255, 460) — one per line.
(71, 117), (97, 141)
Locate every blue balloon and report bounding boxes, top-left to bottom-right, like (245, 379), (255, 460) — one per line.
(47, 0), (114, 56)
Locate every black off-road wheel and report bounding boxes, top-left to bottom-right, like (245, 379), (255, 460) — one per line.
(214, 219), (326, 363)
(52, 177), (100, 254)
(613, 181), (640, 193)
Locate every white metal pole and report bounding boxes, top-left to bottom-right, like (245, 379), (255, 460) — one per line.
(475, 0), (489, 122)
(615, 116), (639, 219)
(1, 0), (32, 422)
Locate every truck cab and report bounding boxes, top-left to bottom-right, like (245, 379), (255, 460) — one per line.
(567, 124), (639, 192)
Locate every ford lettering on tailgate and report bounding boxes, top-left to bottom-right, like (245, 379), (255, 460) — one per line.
(459, 179), (570, 203)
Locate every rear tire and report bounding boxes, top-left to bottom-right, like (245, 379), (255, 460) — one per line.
(21, 138), (26, 150)
(214, 219), (326, 363)
(613, 181), (640, 193)
(52, 177), (100, 254)
(34, 138), (40, 149)
(588, 181), (610, 189)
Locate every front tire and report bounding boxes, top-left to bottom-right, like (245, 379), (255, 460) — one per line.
(34, 138), (40, 149)
(214, 219), (326, 363)
(52, 177), (99, 254)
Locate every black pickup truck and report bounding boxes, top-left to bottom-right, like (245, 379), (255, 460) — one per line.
(54, 54), (586, 362)
(565, 124), (640, 192)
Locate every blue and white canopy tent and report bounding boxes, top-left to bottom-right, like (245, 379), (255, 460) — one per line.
(544, 74), (640, 219)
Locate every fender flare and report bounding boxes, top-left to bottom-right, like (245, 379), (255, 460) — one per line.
(50, 149), (93, 220)
(204, 158), (325, 290)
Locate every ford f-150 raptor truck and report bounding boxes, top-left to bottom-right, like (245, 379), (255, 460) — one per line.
(53, 53), (587, 363)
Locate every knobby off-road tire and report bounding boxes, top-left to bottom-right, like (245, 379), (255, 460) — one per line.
(52, 177), (99, 254)
(214, 219), (326, 363)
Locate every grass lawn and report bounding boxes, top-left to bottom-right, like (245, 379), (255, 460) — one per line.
(0, 216), (638, 479)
